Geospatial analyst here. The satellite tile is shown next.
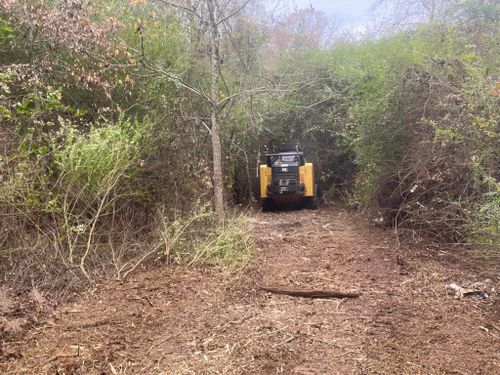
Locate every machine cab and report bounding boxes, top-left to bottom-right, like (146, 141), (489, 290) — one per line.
(259, 144), (315, 207)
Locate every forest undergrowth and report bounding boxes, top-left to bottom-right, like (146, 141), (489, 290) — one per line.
(0, 0), (498, 298)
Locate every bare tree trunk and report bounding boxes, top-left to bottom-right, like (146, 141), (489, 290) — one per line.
(208, 0), (224, 217)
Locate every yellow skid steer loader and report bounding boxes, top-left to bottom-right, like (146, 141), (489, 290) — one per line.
(259, 144), (319, 210)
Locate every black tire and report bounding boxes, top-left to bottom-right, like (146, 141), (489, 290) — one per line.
(304, 185), (320, 209)
(316, 184), (324, 200)
(303, 196), (318, 209)
(262, 198), (274, 212)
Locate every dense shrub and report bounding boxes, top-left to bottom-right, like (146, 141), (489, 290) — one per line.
(328, 15), (499, 243)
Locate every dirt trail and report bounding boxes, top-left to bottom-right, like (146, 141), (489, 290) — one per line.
(1, 208), (499, 374)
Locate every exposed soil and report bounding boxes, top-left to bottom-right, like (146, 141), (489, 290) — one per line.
(1, 208), (499, 374)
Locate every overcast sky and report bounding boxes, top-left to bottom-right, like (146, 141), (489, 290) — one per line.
(292, 0), (374, 30)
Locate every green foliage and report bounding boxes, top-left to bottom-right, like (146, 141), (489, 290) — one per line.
(190, 214), (252, 266)
(0, 17), (13, 37)
(473, 193), (500, 243)
(0, 72), (12, 119)
(470, 172), (500, 245)
(156, 204), (252, 267)
(16, 88), (66, 117)
(330, 34), (426, 202)
(323, 5), (499, 243)
(54, 115), (150, 197)
(448, 0), (500, 23)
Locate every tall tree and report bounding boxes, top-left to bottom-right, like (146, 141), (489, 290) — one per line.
(150, 0), (252, 217)
(207, 0), (224, 216)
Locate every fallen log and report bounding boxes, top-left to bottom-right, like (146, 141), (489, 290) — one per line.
(259, 285), (360, 299)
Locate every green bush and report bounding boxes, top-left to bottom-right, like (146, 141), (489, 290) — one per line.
(193, 215), (252, 266)
(155, 204), (252, 267)
(326, 15), (499, 243)
(54, 114), (150, 198)
(471, 175), (500, 245)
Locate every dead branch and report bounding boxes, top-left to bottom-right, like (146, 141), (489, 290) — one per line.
(259, 285), (360, 299)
